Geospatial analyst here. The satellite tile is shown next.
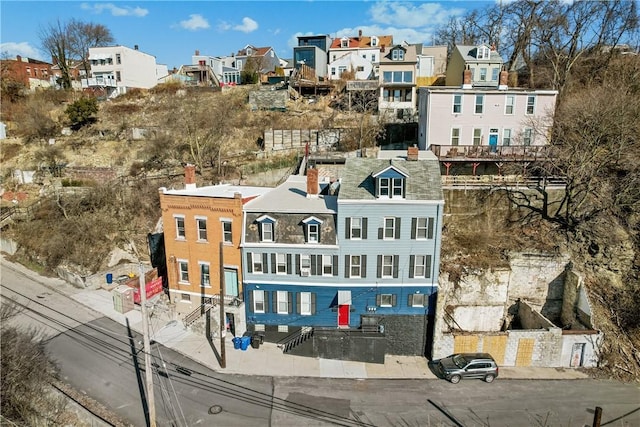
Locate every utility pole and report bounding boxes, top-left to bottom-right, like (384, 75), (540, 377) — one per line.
(219, 242), (226, 368)
(139, 264), (156, 427)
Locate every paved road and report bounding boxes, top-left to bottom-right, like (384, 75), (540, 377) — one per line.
(2, 258), (640, 427)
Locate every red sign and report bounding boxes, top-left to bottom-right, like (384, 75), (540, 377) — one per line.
(131, 276), (163, 304)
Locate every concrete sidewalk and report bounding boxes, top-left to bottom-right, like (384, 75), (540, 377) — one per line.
(70, 287), (590, 381)
(1, 255), (590, 381)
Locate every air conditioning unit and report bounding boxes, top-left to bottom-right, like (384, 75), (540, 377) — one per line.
(300, 268), (310, 277)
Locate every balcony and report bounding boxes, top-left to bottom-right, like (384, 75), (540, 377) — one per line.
(81, 77), (117, 88)
(429, 144), (550, 162)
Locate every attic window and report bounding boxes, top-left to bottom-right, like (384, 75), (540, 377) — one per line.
(392, 49), (404, 61)
(256, 215), (276, 242)
(341, 37), (349, 48)
(373, 166), (408, 199)
(371, 37), (378, 47)
(247, 48), (253, 55)
(302, 216), (324, 243)
(477, 45), (490, 60)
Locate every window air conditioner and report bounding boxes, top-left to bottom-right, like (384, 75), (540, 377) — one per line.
(300, 268), (310, 277)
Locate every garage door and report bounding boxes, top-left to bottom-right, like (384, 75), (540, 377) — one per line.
(482, 335), (507, 365)
(454, 335), (479, 353)
(515, 338), (535, 367)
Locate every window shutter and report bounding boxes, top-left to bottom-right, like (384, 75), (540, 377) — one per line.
(263, 291), (269, 313)
(395, 218), (401, 239)
(332, 255), (338, 276)
(426, 255), (432, 278)
(376, 294), (381, 306)
(408, 294), (414, 306)
(392, 294), (397, 306)
(246, 253), (253, 273)
(272, 291), (277, 313)
(262, 253), (268, 271)
(362, 218), (368, 239)
(409, 255), (415, 278)
(287, 254), (292, 274)
(362, 255), (367, 278)
(295, 254), (300, 274)
(345, 217), (351, 239)
(377, 255), (382, 278)
(393, 255), (399, 278)
(411, 218), (417, 239)
(378, 227), (383, 239)
(428, 217), (434, 239)
(344, 255), (350, 278)
(310, 255), (317, 275)
(311, 293), (317, 314)
(296, 292), (301, 314)
(248, 291), (254, 312)
(271, 253), (276, 274)
(288, 292), (293, 314)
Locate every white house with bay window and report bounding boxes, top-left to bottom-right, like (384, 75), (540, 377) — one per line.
(417, 83), (558, 151)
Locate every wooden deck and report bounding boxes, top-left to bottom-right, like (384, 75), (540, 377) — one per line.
(429, 144), (550, 162)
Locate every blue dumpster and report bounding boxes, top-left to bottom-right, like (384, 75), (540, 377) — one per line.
(232, 337), (241, 350)
(240, 336), (251, 351)
(106, 273), (113, 284)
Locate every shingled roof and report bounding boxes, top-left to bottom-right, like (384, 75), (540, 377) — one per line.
(338, 151), (443, 201)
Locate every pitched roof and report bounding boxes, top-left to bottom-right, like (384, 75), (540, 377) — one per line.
(338, 151), (443, 201)
(236, 46), (273, 57)
(454, 44), (503, 62)
(330, 35), (394, 49)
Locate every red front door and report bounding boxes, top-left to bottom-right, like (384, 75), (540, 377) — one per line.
(338, 304), (350, 327)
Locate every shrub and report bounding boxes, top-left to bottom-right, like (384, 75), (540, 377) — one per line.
(65, 97), (98, 130)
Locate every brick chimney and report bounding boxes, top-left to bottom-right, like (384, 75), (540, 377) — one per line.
(499, 68), (508, 90)
(462, 66), (472, 89)
(184, 164), (196, 190)
(358, 29), (363, 39)
(407, 146), (419, 161)
(307, 167), (319, 197)
(195, 49), (200, 56)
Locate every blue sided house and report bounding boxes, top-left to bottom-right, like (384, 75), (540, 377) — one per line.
(242, 147), (444, 362)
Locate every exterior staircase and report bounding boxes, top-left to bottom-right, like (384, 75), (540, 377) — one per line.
(278, 327), (314, 353)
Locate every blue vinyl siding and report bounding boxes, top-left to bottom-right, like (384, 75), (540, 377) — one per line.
(337, 202), (443, 286)
(245, 283), (437, 327)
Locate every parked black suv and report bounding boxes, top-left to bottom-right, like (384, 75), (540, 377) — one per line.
(436, 353), (499, 384)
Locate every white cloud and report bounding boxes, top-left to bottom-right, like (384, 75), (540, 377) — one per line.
(217, 21), (232, 31)
(0, 42), (44, 60)
(233, 17), (258, 33)
(369, 1), (465, 28)
(180, 14), (210, 31)
(80, 3), (149, 17)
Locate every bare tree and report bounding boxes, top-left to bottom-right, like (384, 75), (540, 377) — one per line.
(502, 57), (640, 233)
(39, 19), (73, 89)
(68, 19), (114, 79)
(39, 19), (114, 89)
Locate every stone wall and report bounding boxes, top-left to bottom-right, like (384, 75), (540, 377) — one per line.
(262, 128), (343, 155)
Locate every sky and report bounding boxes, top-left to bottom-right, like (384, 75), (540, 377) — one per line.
(1, 0), (491, 69)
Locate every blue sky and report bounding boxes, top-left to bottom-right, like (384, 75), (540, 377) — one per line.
(1, 1), (490, 69)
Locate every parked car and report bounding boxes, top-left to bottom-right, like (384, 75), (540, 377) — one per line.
(436, 353), (498, 384)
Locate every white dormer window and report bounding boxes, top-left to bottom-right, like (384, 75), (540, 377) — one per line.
(477, 45), (490, 60)
(371, 37), (378, 47)
(302, 216), (323, 243)
(341, 37), (349, 48)
(256, 215), (276, 242)
(247, 48), (253, 55)
(373, 165), (408, 199)
(392, 48), (405, 61)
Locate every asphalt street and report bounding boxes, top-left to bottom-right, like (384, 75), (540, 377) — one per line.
(2, 256), (640, 427)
